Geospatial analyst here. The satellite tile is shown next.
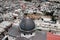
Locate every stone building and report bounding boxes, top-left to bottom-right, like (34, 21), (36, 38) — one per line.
(49, 0), (60, 2)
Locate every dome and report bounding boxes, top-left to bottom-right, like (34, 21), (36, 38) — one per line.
(20, 17), (35, 31)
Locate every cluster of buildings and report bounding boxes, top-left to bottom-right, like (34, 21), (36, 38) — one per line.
(0, 0), (60, 40)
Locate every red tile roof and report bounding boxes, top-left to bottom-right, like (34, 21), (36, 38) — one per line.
(47, 32), (60, 40)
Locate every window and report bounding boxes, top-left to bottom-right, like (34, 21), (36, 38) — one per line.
(25, 0), (32, 2)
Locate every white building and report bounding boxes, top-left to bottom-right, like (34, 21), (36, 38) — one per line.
(49, 0), (60, 2)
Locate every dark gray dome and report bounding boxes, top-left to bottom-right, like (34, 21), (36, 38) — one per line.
(20, 17), (35, 31)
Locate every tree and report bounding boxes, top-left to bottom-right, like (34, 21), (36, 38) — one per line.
(51, 16), (57, 23)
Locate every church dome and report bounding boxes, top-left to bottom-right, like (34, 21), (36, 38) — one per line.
(20, 17), (35, 31)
